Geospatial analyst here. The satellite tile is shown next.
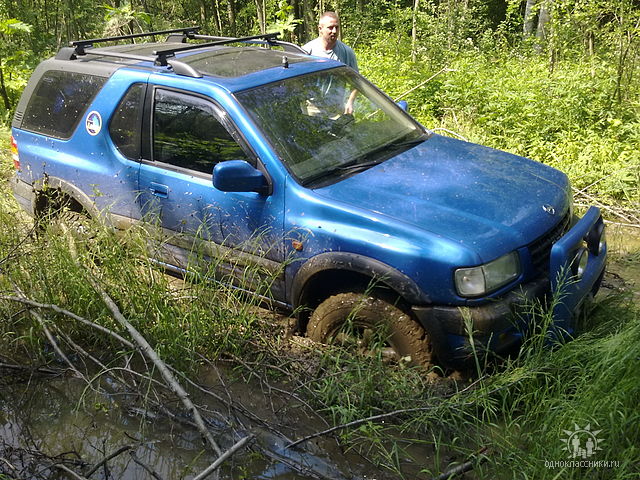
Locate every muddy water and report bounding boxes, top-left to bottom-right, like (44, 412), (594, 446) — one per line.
(0, 367), (418, 480)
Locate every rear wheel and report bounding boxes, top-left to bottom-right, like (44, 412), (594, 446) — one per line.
(307, 293), (432, 366)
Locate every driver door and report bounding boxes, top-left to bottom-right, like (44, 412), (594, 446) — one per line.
(137, 86), (285, 298)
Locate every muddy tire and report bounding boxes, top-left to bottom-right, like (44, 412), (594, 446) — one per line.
(307, 293), (432, 366)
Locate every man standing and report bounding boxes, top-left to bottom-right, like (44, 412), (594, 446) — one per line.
(303, 12), (358, 114)
(303, 11), (358, 72)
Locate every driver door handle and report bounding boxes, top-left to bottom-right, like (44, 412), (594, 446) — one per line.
(150, 182), (169, 198)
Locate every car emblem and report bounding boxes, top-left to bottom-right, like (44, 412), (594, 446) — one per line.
(542, 204), (556, 215)
(85, 111), (102, 136)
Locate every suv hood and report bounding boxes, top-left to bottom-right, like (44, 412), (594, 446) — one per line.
(314, 134), (570, 262)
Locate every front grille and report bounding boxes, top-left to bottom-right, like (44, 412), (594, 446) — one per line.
(528, 211), (571, 273)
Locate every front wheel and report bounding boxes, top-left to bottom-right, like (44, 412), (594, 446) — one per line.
(306, 293), (432, 366)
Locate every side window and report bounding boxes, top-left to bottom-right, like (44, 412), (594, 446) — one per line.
(152, 89), (248, 174)
(109, 83), (145, 160)
(22, 70), (106, 139)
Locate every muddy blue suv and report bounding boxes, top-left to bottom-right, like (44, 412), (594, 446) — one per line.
(10, 28), (607, 367)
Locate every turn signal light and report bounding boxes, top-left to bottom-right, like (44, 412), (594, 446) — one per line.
(10, 135), (20, 170)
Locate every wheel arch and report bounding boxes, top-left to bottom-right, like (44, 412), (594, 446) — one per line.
(291, 252), (430, 330)
(33, 176), (100, 220)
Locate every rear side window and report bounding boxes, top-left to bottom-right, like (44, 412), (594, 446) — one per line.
(110, 83), (145, 159)
(22, 70), (106, 139)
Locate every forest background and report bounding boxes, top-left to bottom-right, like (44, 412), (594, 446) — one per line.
(0, 1), (639, 479)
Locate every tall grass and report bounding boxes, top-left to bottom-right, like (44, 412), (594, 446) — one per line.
(297, 285), (639, 478)
(360, 46), (640, 207)
(0, 132), (276, 372)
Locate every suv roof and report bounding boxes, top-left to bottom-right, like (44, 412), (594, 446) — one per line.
(53, 28), (317, 79)
(13, 27), (340, 129)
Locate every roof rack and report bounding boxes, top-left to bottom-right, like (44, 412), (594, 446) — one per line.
(174, 32), (307, 55)
(57, 29), (309, 78)
(70, 27), (201, 55)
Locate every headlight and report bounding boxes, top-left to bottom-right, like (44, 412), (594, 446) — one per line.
(455, 252), (520, 297)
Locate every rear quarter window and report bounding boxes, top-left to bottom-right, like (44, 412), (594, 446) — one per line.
(21, 70), (106, 139)
(109, 83), (145, 159)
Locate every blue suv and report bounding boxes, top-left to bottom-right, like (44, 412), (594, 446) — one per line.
(10, 28), (607, 367)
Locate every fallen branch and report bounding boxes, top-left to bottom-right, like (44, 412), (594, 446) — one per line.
(89, 278), (223, 456)
(287, 376), (487, 449)
(192, 435), (255, 480)
(572, 189), (634, 223)
(0, 295), (135, 349)
(84, 445), (133, 477)
(430, 127), (469, 142)
(0, 362), (60, 376)
(432, 447), (490, 480)
(129, 450), (164, 480)
(602, 220), (640, 229)
(27, 304), (84, 380)
(394, 67), (454, 102)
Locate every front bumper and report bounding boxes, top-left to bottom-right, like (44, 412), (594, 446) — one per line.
(413, 207), (607, 367)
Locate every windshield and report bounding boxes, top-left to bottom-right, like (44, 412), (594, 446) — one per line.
(236, 67), (427, 186)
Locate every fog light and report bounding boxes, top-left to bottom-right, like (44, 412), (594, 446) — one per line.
(585, 219), (606, 256)
(597, 227), (606, 256)
(572, 247), (589, 279)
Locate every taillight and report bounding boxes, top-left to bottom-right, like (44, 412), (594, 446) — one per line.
(10, 135), (19, 170)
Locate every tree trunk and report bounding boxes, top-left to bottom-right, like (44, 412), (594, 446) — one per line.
(0, 61), (12, 110)
(411, 0), (420, 62)
(523, 0), (537, 36)
(303, 0), (316, 40)
(226, 0), (236, 36)
(536, 0), (551, 42)
(254, 0), (266, 34)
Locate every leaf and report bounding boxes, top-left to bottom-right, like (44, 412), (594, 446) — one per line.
(0, 19), (32, 35)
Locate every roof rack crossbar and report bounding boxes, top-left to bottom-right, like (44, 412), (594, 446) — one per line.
(83, 50), (203, 78)
(153, 32), (281, 59)
(84, 50), (156, 63)
(189, 34), (307, 54)
(71, 27), (200, 55)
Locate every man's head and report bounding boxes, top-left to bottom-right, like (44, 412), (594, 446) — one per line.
(318, 11), (340, 49)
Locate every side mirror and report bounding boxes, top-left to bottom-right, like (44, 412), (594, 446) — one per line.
(397, 100), (408, 112)
(213, 160), (268, 194)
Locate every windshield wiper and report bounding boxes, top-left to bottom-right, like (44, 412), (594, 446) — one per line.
(303, 132), (429, 187)
(336, 134), (428, 173)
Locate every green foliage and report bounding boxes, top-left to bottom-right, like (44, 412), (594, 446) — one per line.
(267, 0), (301, 39)
(0, 17), (35, 118)
(102, 2), (152, 36)
(357, 43), (640, 206)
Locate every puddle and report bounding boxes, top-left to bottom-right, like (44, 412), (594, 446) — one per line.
(0, 365), (427, 480)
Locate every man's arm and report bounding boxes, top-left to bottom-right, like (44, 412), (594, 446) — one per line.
(345, 89), (358, 115)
